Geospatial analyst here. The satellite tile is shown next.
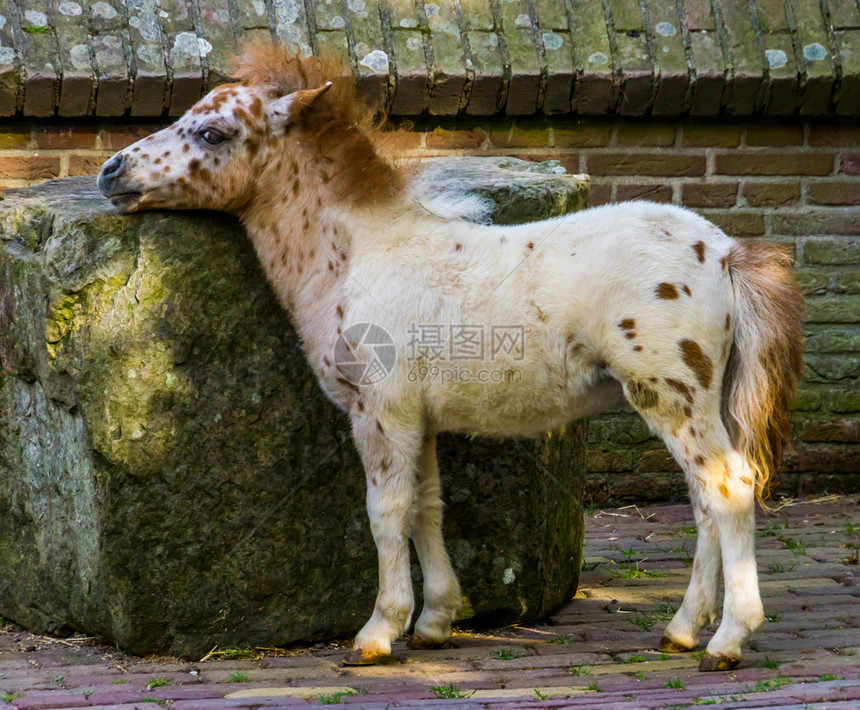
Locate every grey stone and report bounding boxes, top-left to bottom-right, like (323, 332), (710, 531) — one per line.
(0, 159), (589, 658)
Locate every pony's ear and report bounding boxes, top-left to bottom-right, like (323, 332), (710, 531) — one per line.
(269, 82), (332, 131)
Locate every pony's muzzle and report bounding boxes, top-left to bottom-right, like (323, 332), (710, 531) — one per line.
(98, 153), (142, 213)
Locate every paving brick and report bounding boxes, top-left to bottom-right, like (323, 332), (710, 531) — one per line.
(540, 30), (575, 115)
(389, 29), (429, 116)
(464, 31), (504, 116)
(195, 0), (235, 90)
(793, 0), (837, 115)
(614, 34), (653, 116)
(90, 34), (130, 117)
(716, 0), (765, 114)
(554, 122), (611, 148)
(69, 153), (114, 176)
(161, 1), (204, 116)
(687, 31), (727, 116)
(126, 0), (167, 115)
(499, 1), (541, 115)
(53, 0), (95, 117)
(763, 33), (799, 116)
(646, 0), (690, 115)
(569, 0), (614, 115)
(100, 123), (169, 150)
(834, 30), (860, 116)
(349, 0), (390, 112)
(426, 0), (467, 115)
(17, 0), (59, 118)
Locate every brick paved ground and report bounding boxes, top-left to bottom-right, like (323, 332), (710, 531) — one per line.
(1, 496), (857, 710)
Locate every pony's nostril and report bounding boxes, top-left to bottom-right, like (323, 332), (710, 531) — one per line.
(100, 153), (124, 178)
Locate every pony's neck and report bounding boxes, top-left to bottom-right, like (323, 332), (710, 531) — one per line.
(239, 148), (353, 364)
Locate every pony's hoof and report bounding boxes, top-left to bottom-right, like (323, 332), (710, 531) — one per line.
(342, 647), (395, 666)
(658, 635), (697, 653)
(698, 652), (741, 672)
(407, 633), (450, 650)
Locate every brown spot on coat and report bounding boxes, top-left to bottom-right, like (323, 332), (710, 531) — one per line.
(526, 241), (534, 250)
(619, 318), (636, 331)
(455, 243), (462, 251)
(718, 483), (730, 498)
(627, 380), (660, 410)
(725, 314), (731, 331)
(666, 378), (695, 404)
(694, 455), (706, 466)
(336, 305), (344, 318)
(693, 241), (706, 263)
(679, 339), (714, 389)
(656, 282), (679, 299)
(376, 420), (385, 434)
(681, 284), (691, 296)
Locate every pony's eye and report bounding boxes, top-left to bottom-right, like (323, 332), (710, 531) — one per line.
(199, 128), (226, 145)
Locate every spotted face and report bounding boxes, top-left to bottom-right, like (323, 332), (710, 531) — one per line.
(98, 82), (331, 215)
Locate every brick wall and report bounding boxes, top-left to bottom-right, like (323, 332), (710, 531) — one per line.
(1, 117), (858, 503)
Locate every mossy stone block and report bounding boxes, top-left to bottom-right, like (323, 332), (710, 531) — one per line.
(0, 159), (589, 658)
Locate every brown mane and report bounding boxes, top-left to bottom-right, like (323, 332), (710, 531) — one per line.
(229, 43), (404, 204)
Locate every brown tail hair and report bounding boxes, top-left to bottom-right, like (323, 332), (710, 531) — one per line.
(723, 241), (804, 503)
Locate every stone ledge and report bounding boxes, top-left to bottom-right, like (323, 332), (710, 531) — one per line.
(0, 1), (857, 118)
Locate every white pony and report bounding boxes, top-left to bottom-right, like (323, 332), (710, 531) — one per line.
(98, 44), (804, 671)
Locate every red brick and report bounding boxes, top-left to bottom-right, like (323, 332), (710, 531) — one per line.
(616, 183), (673, 202)
(553, 123), (611, 148)
(36, 126), (97, 150)
(681, 124), (742, 147)
(425, 125), (487, 149)
(742, 181), (801, 206)
(586, 152), (706, 176)
(799, 419), (860, 443)
(489, 120), (551, 148)
(381, 127), (423, 150)
(772, 210), (860, 235)
(840, 152), (860, 174)
(588, 182), (611, 206)
(715, 151), (834, 175)
(745, 123), (804, 146)
(0, 126), (32, 149)
(615, 122), (676, 146)
(682, 181), (738, 207)
(69, 153), (114, 176)
(808, 124), (860, 146)
(807, 180), (860, 205)
(696, 209), (766, 236)
(100, 123), (168, 150)
(0, 156), (61, 180)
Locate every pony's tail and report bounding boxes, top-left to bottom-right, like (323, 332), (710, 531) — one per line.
(723, 241), (804, 504)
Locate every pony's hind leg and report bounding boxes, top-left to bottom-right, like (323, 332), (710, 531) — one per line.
(659, 505), (721, 653)
(408, 433), (462, 649)
(345, 412), (422, 665)
(623, 379), (763, 671)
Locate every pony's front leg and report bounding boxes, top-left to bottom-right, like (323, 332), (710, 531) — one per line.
(345, 414), (421, 666)
(409, 433), (462, 649)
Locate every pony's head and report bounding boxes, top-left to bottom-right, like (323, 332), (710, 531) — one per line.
(98, 44), (393, 215)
